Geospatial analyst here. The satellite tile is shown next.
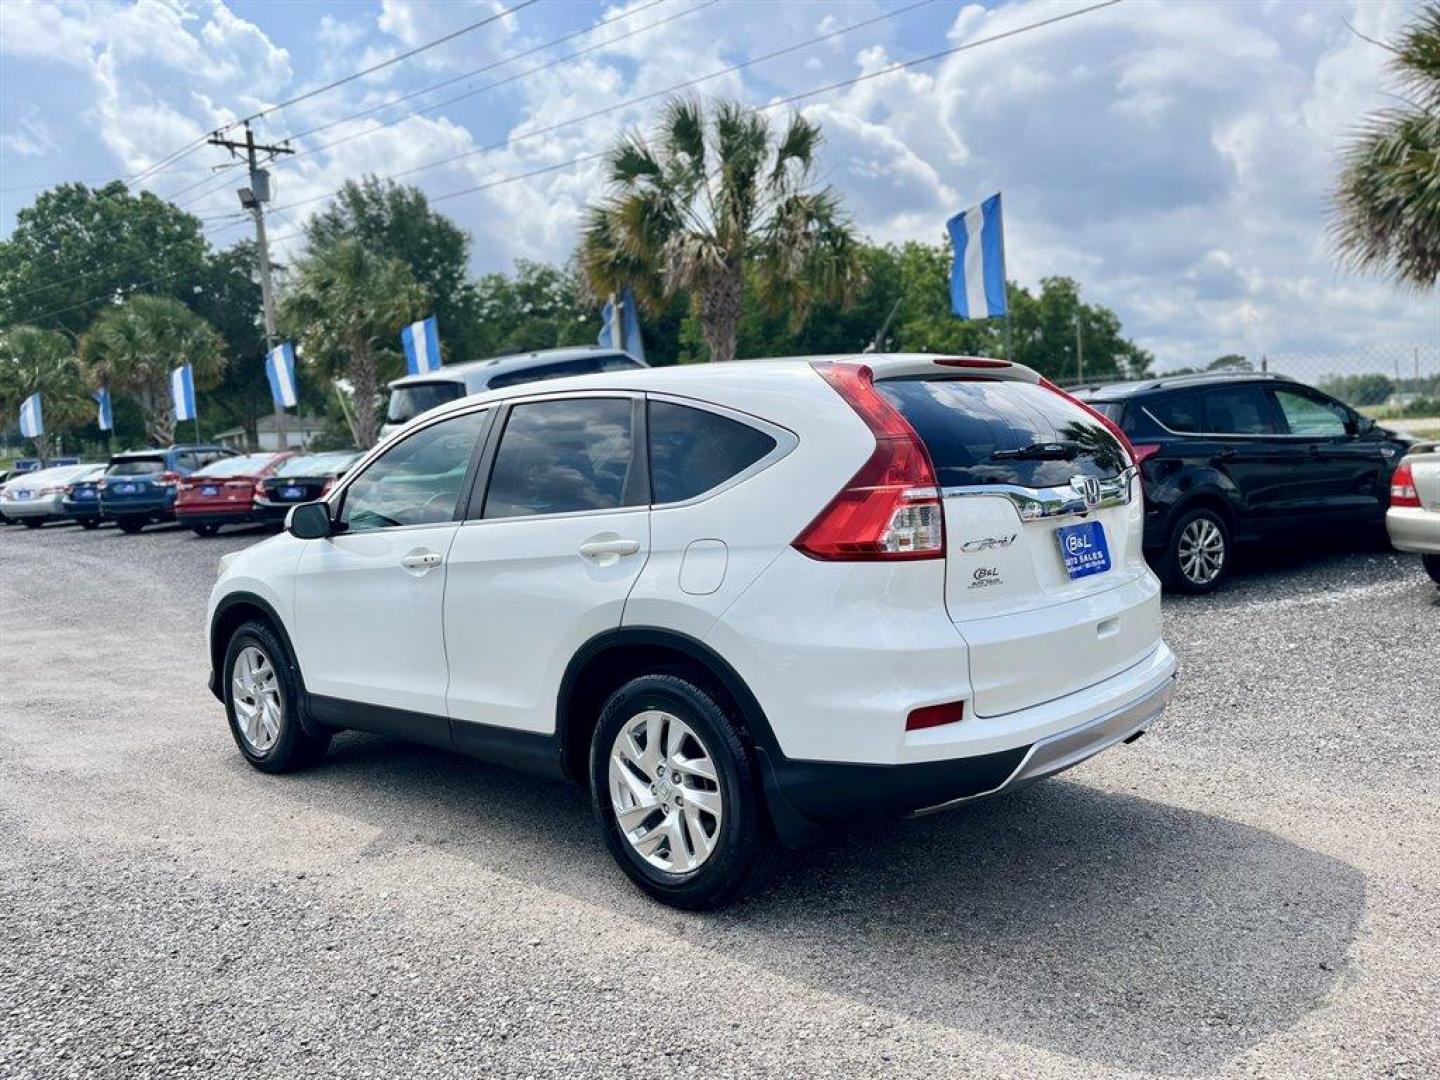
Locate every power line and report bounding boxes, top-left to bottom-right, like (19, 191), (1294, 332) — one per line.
(254, 0), (942, 219)
(284, 0), (715, 165)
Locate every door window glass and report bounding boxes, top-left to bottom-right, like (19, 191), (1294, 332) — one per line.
(1146, 393), (1204, 434)
(484, 398), (635, 518)
(1201, 387), (1277, 435)
(340, 410), (488, 531)
(1273, 389), (1348, 436)
(648, 401), (776, 504)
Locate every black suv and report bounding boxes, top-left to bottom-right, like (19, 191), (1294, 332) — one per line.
(1076, 373), (1411, 592)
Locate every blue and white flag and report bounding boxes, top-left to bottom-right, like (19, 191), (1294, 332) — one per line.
(401, 316), (441, 376)
(598, 288), (645, 362)
(170, 363), (196, 423)
(947, 193), (1007, 319)
(265, 342), (299, 409)
(18, 392), (43, 438)
(92, 387), (113, 432)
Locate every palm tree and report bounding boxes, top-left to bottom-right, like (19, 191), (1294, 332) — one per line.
(1332, 5), (1440, 289)
(81, 296), (226, 446)
(279, 239), (427, 448)
(580, 98), (864, 363)
(0, 325), (92, 461)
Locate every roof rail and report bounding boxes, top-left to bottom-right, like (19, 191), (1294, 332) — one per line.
(1139, 370), (1294, 391)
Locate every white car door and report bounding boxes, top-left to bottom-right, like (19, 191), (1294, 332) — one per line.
(292, 408), (491, 730)
(443, 394), (650, 738)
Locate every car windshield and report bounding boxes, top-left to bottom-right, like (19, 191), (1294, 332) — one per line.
(275, 452), (360, 478)
(193, 454), (277, 478)
(106, 457), (165, 476)
(877, 377), (1128, 489)
(386, 381), (465, 424)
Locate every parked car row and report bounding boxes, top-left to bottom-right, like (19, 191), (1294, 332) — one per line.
(0, 448), (361, 535)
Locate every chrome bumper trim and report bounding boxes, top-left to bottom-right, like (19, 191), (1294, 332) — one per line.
(912, 668), (1178, 817)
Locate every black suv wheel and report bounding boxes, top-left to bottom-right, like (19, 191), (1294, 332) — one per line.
(590, 674), (773, 910)
(1423, 554), (1440, 586)
(1164, 507), (1231, 593)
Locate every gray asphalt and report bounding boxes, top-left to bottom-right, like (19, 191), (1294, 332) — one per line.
(1, 518), (1437, 1079)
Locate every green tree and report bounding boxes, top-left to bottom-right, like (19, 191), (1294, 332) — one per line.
(305, 177), (481, 362)
(1332, 4), (1440, 289)
(80, 296), (227, 446)
(470, 259), (597, 357)
(279, 239), (427, 448)
(580, 97), (863, 363)
(1208, 354), (1252, 371)
(0, 326), (93, 461)
(0, 182), (209, 337)
(189, 242), (271, 449)
(1318, 372), (1395, 407)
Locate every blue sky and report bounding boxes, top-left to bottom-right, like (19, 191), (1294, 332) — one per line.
(1, 0), (1436, 368)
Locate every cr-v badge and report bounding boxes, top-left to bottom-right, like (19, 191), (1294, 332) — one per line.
(960, 534), (1017, 553)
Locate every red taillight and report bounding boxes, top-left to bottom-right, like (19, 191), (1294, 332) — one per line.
(63, 485), (76, 495)
(1130, 443), (1161, 466)
(906, 700), (965, 731)
(793, 361), (944, 561)
(223, 479), (253, 489)
(254, 480), (268, 496)
(157, 471), (180, 486)
(1039, 378), (1138, 466)
(1390, 462), (1421, 508)
(934, 356), (1012, 370)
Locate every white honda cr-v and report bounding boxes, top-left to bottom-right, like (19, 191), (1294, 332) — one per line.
(207, 354), (1178, 908)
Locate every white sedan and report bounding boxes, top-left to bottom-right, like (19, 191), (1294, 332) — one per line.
(1387, 441), (1440, 586)
(0, 463), (99, 528)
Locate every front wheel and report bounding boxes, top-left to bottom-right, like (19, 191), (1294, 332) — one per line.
(1163, 507), (1231, 594)
(80, 518), (100, 530)
(191, 523), (220, 537)
(21, 518), (43, 529)
(223, 620), (330, 773)
(1423, 554), (1440, 586)
(591, 674), (773, 910)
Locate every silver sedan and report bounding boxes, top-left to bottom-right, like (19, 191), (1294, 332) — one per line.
(1387, 441), (1440, 586)
(0, 464), (98, 528)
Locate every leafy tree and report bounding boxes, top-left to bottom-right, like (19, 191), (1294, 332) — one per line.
(470, 260), (596, 357)
(279, 239), (427, 448)
(1332, 4), (1440, 289)
(188, 242), (280, 449)
(580, 97), (863, 363)
(0, 182), (209, 338)
(305, 177), (481, 361)
(1318, 372), (1395, 407)
(80, 296), (227, 446)
(0, 326), (93, 460)
(1207, 354), (1252, 372)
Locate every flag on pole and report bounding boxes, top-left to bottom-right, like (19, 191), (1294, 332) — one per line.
(401, 316), (441, 376)
(92, 387), (113, 432)
(18, 392), (43, 438)
(170, 364), (196, 423)
(947, 193), (1007, 319)
(265, 342), (299, 408)
(598, 288), (645, 362)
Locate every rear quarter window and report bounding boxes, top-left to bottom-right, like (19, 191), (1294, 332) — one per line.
(876, 378), (1128, 489)
(387, 381), (466, 424)
(1200, 386), (1277, 435)
(648, 401), (776, 504)
(1145, 392), (1205, 434)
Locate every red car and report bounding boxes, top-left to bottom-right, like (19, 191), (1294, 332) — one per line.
(174, 452), (297, 536)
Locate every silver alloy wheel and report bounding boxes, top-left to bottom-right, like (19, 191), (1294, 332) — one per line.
(608, 709), (724, 874)
(1177, 517), (1225, 585)
(231, 644), (283, 754)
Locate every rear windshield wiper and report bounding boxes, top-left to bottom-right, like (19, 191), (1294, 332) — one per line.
(991, 441), (1082, 461)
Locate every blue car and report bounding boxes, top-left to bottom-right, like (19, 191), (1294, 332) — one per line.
(99, 445), (236, 533)
(61, 464), (111, 528)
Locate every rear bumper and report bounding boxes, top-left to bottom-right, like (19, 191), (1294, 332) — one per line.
(0, 495), (63, 518)
(101, 495), (175, 519)
(252, 498), (302, 523)
(61, 498), (103, 519)
(1387, 506), (1440, 555)
(176, 506), (256, 527)
(758, 653), (1179, 844)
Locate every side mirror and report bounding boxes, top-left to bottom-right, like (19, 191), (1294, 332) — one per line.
(1348, 415), (1377, 437)
(286, 500), (334, 539)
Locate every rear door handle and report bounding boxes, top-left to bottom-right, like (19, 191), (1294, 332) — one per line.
(578, 538), (641, 559)
(400, 550), (443, 571)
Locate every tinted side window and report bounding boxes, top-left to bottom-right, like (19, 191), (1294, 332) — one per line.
(649, 401), (777, 504)
(1146, 392), (1203, 434)
(1273, 389), (1348, 436)
(340, 410), (488, 531)
(1201, 387), (1277, 434)
(484, 398), (635, 518)
(488, 359), (596, 390)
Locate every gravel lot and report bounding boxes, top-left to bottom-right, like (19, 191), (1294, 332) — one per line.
(1, 518), (1437, 1079)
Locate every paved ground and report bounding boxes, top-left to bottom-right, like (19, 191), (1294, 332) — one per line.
(1, 518), (1436, 1079)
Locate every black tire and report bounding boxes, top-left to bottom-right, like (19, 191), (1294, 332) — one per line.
(80, 518), (100, 530)
(191, 523), (220, 537)
(590, 674), (774, 910)
(21, 518), (44, 529)
(1423, 554), (1440, 586)
(116, 517), (145, 534)
(1162, 507), (1231, 594)
(222, 619), (330, 773)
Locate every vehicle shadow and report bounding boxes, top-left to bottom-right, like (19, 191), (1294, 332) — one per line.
(297, 734), (1365, 1076)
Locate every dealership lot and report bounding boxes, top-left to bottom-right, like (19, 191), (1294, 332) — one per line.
(1, 522), (1436, 1079)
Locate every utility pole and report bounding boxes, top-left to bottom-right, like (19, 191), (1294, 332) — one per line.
(1074, 313), (1084, 384)
(208, 122), (293, 450)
